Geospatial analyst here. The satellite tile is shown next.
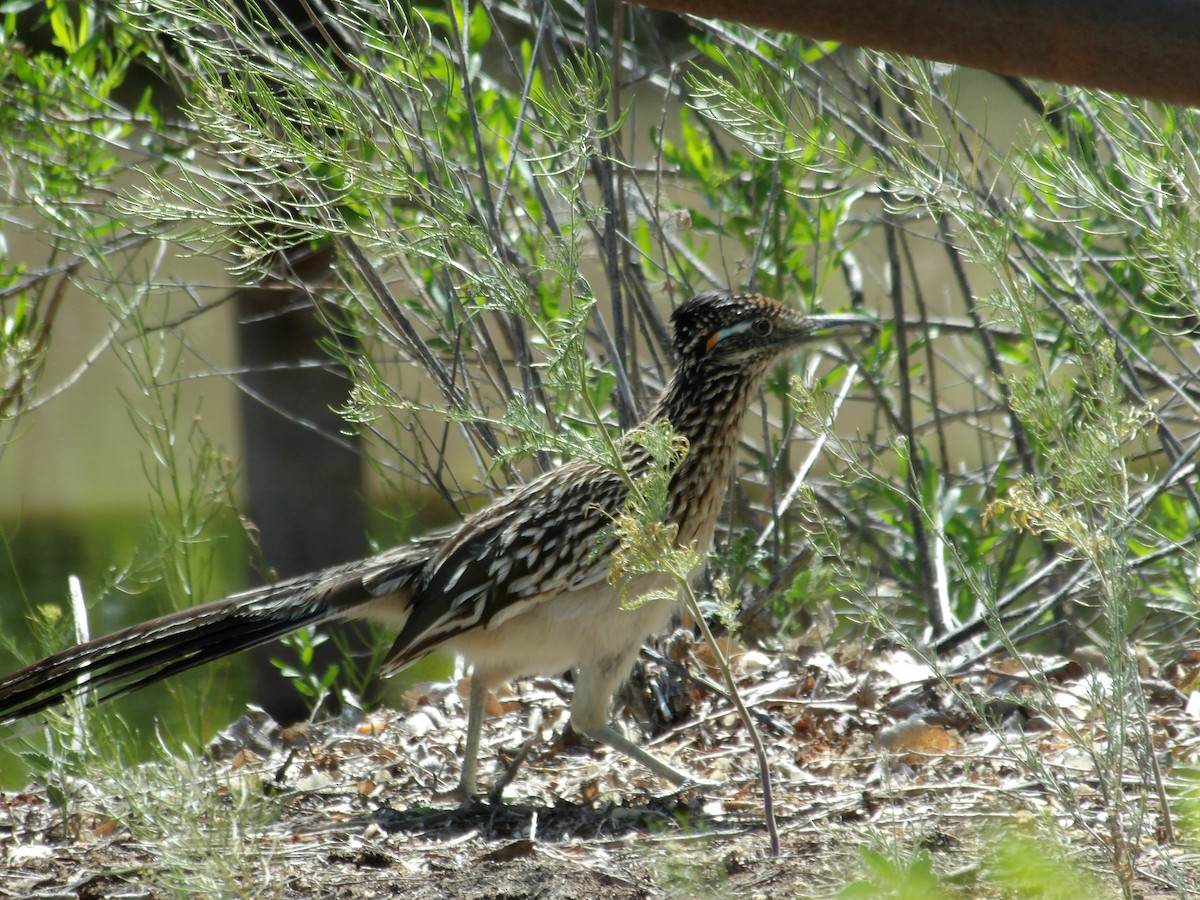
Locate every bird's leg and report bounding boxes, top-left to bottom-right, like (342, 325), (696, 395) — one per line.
(582, 723), (695, 785)
(451, 672), (488, 800)
(569, 654), (701, 787)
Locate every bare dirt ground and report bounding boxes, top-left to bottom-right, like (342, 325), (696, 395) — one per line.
(4, 637), (1200, 898)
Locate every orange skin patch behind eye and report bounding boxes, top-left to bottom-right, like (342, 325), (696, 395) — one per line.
(705, 332), (720, 354)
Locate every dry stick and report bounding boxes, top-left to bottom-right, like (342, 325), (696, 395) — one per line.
(574, 361), (780, 856)
(677, 578), (780, 857)
(334, 234), (508, 466)
(755, 361), (860, 550)
(881, 215), (940, 630)
(494, 4), (640, 424)
(0, 265), (72, 417)
(867, 68), (940, 633)
(584, 0), (635, 430)
(489, 709), (544, 804)
(452, 0), (553, 468)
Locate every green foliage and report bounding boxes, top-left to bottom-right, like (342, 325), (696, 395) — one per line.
(987, 826), (1108, 899)
(271, 627), (340, 706)
(108, 747), (280, 898)
(608, 420), (696, 610)
(1, 0), (153, 242)
(838, 845), (953, 899)
(1172, 767), (1200, 847)
(837, 825), (1110, 899)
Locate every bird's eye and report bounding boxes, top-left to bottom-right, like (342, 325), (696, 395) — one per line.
(751, 317), (773, 337)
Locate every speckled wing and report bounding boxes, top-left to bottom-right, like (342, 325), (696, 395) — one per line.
(381, 458), (629, 671)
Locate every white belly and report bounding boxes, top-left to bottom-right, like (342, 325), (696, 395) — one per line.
(443, 575), (677, 684)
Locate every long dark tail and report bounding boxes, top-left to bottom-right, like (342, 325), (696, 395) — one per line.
(0, 540), (436, 725)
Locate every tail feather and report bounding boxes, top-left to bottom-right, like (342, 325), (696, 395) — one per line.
(0, 541), (434, 725)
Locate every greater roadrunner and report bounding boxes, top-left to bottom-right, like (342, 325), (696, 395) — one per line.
(0, 292), (870, 796)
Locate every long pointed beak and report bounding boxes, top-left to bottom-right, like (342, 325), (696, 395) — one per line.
(801, 313), (878, 341)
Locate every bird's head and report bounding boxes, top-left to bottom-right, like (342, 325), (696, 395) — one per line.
(670, 291), (873, 369)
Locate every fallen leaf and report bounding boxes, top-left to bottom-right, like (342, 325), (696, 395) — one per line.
(876, 717), (962, 762)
